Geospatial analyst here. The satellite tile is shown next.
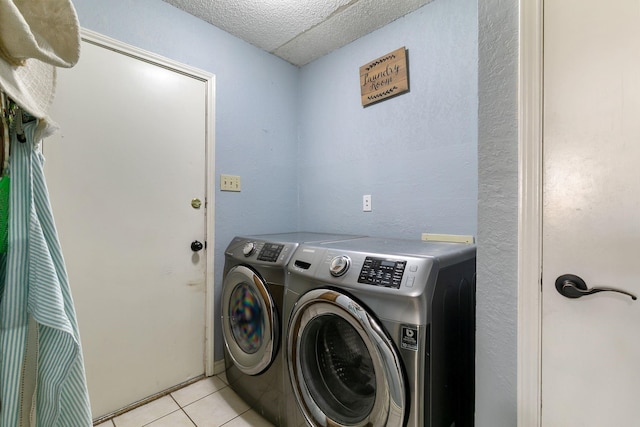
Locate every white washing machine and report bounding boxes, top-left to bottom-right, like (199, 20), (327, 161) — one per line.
(284, 237), (476, 427)
(221, 232), (365, 426)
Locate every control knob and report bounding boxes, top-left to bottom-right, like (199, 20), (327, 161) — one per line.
(329, 255), (351, 277)
(242, 242), (256, 257)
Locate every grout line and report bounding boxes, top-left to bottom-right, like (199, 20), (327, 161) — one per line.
(140, 408), (184, 427)
(181, 408), (198, 427)
(166, 395), (197, 427)
(178, 383), (229, 410)
(219, 407), (254, 427)
(169, 393), (180, 407)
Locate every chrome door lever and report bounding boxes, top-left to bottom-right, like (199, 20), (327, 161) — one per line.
(555, 274), (637, 301)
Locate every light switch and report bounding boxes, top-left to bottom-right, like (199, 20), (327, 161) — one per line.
(221, 175), (241, 192)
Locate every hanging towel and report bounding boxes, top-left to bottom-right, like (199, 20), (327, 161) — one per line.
(0, 120), (92, 426)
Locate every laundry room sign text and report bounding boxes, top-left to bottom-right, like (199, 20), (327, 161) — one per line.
(359, 47), (409, 107)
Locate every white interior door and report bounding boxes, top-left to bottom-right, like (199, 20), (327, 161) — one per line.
(44, 32), (214, 418)
(542, 0), (640, 425)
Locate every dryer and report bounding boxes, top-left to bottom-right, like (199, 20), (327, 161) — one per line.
(221, 232), (365, 426)
(284, 237), (476, 427)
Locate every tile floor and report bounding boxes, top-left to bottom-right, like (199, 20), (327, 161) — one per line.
(95, 373), (275, 427)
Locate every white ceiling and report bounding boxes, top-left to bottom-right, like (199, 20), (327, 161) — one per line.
(161, 0), (431, 66)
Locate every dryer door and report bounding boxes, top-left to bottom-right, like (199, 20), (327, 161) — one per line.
(287, 288), (406, 427)
(222, 265), (278, 375)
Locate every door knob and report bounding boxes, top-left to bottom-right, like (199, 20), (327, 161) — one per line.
(555, 274), (637, 301)
(191, 240), (204, 252)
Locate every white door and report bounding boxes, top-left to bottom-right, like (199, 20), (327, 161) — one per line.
(44, 33), (214, 418)
(542, 0), (640, 425)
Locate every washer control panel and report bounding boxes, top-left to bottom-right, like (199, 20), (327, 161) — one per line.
(226, 237), (295, 266)
(358, 257), (407, 289)
(257, 243), (284, 262)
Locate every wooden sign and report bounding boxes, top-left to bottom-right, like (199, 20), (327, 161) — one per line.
(360, 47), (409, 106)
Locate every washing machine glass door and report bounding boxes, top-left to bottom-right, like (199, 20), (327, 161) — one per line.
(222, 265), (278, 375)
(287, 288), (406, 427)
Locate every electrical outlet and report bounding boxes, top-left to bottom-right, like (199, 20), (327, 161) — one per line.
(221, 174), (241, 192)
(363, 195), (372, 212)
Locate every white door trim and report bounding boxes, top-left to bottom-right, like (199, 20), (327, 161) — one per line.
(79, 29), (217, 376)
(517, 0), (543, 426)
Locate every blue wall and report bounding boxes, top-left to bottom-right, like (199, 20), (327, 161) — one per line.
(297, 0), (477, 239)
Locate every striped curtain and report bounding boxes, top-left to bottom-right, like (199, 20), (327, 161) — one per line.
(0, 120), (92, 426)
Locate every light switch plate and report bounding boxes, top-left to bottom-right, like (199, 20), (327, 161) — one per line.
(221, 175), (241, 192)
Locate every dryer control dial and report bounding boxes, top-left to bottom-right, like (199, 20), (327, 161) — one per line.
(329, 255), (351, 277)
(242, 242), (256, 257)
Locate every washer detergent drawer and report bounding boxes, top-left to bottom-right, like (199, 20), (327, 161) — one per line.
(287, 288), (406, 427)
(222, 265), (278, 375)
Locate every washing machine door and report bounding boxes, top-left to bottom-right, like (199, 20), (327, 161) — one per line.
(222, 265), (278, 375)
(287, 288), (406, 427)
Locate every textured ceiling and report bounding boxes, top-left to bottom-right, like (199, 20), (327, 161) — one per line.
(161, 0), (431, 66)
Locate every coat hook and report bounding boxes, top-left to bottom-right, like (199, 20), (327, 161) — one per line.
(15, 105), (26, 143)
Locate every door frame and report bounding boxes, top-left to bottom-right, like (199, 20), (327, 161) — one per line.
(79, 29), (217, 376)
(517, 0), (543, 425)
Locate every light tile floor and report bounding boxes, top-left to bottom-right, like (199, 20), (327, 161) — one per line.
(95, 374), (275, 427)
